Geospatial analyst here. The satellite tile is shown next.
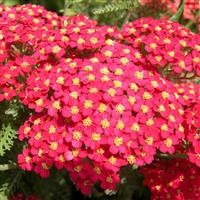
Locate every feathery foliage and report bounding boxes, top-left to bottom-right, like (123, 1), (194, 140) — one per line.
(0, 124), (16, 157)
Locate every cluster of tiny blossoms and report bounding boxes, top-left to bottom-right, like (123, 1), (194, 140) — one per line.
(140, 159), (200, 200)
(122, 17), (200, 77)
(0, 4), (199, 196)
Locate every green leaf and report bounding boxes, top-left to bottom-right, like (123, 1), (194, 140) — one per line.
(170, 0), (185, 21)
(3, 0), (20, 6)
(0, 124), (16, 157)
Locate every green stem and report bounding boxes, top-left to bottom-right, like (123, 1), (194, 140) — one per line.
(64, 0), (68, 16)
(0, 164), (17, 171)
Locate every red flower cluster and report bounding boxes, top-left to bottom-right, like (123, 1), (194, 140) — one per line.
(122, 17), (200, 77)
(140, 159), (200, 200)
(0, 4), (199, 196)
(186, 102), (200, 167)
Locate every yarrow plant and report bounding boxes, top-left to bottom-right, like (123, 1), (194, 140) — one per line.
(0, 3), (199, 199)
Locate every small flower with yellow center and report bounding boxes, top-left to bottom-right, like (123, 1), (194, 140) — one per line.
(84, 65), (93, 72)
(164, 38), (171, 44)
(96, 148), (104, 155)
(52, 45), (61, 54)
(108, 156), (117, 165)
(91, 132), (101, 141)
(24, 127), (31, 135)
(38, 149), (43, 157)
(45, 64), (52, 71)
(115, 104), (125, 114)
(150, 43), (157, 49)
(193, 57), (200, 63)
(178, 108), (184, 115)
(179, 40), (186, 47)
(161, 124), (168, 131)
(161, 91), (169, 99)
(195, 44), (200, 51)
(143, 92), (152, 100)
(131, 123), (140, 132)
(158, 105), (165, 112)
(101, 119), (110, 129)
(83, 117), (92, 127)
(141, 105), (149, 113)
(25, 156), (31, 163)
(127, 155), (136, 166)
(120, 57), (129, 65)
(106, 176), (113, 183)
(72, 149), (79, 157)
(34, 132), (42, 140)
(128, 27), (136, 33)
(168, 51), (175, 57)
(107, 88), (116, 97)
(105, 39), (114, 46)
(169, 104), (175, 110)
(155, 55), (163, 62)
(74, 165), (82, 173)
(56, 76), (64, 85)
(87, 29), (95, 34)
(72, 131), (82, 140)
(69, 62), (77, 68)
(114, 136), (123, 147)
(94, 167), (101, 175)
(44, 79), (50, 86)
(155, 26), (162, 31)
(101, 75), (110, 82)
(59, 155), (65, 162)
(169, 115), (175, 122)
(70, 91), (79, 99)
(98, 103), (107, 113)
(146, 119), (154, 126)
(72, 77), (80, 86)
(151, 80), (158, 88)
(104, 50), (113, 57)
(49, 125), (56, 134)
(114, 68), (123, 76)
(52, 101), (61, 110)
(87, 74), (95, 81)
(178, 125), (184, 133)
(113, 80), (122, 88)
(84, 100), (93, 109)
(90, 57), (99, 63)
(145, 137), (154, 145)
(178, 60), (185, 69)
(71, 106), (79, 115)
(100, 67), (109, 75)
(164, 138), (173, 147)
(89, 87), (98, 94)
(128, 96), (136, 105)
(116, 120), (125, 130)
(189, 90), (195, 94)
(90, 37), (98, 44)
(130, 82), (139, 91)
(123, 48), (130, 54)
(35, 99), (43, 106)
(49, 142), (58, 150)
(34, 118), (41, 125)
(134, 71), (144, 79)
(134, 52), (142, 59)
(77, 37), (85, 44)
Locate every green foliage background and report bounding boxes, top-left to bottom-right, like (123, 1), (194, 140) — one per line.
(0, 0), (198, 200)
